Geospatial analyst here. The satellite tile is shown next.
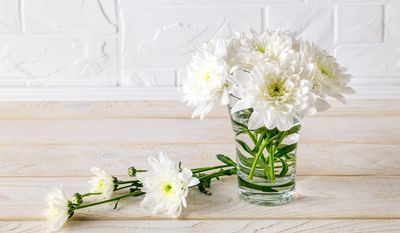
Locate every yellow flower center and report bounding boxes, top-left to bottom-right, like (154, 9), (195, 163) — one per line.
(163, 183), (172, 193)
(318, 64), (333, 78)
(268, 82), (286, 98)
(50, 207), (60, 217)
(96, 181), (104, 191)
(257, 46), (266, 53)
(203, 72), (211, 81)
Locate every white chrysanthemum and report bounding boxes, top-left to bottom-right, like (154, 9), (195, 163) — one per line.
(231, 60), (317, 131)
(45, 187), (71, 232)
(301, 42), (355, 110)
(234, 30), (295, 70)
(88, 167), (115, 200)
(137, 152), (199, 218)
(182, 38), (231, 119)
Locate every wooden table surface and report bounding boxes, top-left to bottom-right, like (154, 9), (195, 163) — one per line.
(0, 100), (399, 232)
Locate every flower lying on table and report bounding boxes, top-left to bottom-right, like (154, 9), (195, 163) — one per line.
(45, 187), (74, 232)
(137, 152), (200, 217)
(88, 167), (115, 200)
(45, 152), (237, 231)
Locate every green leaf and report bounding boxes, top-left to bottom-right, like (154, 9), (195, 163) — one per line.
(231, 118), (248, 129)
(113, 199), (120, 210)
(285, 124), (301, 135)
(238, 176), (279, 192)
(236, 150), (254, 170)
(235, 139), (254, 155)
(275, 143), (297, 158)
(197, 182), (211, 195)
(236, 131), (245, 137)
(236, 150), (253, 168)
(203, 179), (211, 188)
(284, 153), (296, 161)
(216, 154), (237, 167)
(237, 149), (267, 168)
(277, 158), (288, 177)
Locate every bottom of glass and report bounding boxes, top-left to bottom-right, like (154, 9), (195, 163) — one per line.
(238, 187), (295, 205)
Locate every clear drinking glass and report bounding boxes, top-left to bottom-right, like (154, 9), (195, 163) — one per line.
(228, 96), (300, 205)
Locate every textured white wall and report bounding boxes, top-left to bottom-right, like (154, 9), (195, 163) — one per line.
(0, 0), (398, 100)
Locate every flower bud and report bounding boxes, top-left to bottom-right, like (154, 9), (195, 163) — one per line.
(67, 201), (75, 218)
(113, 176), (119, 190)
(128, 167), (137, 177)
(72, 193), (83, 205)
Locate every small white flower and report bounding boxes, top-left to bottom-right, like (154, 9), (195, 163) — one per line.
(182, 38), (233, 119)
(234, 30), (296, 70)
(231, 59), (316, 131)
(300, 42), (355, 110)
(137, 152), (199, 218)
(45, 187), (71, 232)
(88, 167), (115, 200)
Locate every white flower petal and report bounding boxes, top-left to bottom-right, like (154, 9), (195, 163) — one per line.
(159, 152), (175, 170)
(188, 177), (200, 187)
(331, 92), (347, 104)
(181, 195), (187, 208)
(341, 86), (356, 94)
(230, 99), (253, 114)
(276, 113), (293, 131)
(248, 111), (265, 130)
(220, 89), (230, 105)
(315, 98), (331, 111)
(45, 187), (70, 232)
(263, 110), (276, 129)
(148, 156), (161, 171)
(214, 39), (227, 57)
(282, 133), (299, 145)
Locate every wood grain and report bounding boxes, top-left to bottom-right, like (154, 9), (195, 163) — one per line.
(0, 115), (398, 145)
(0, 143), (398, 177)
(2, 220), (400, 233)
(1, 176), (400, 220)
(0, 100), (398, 232)
(0, 99), (398, 119)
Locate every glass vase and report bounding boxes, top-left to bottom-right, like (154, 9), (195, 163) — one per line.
(228, 97), (300, 205)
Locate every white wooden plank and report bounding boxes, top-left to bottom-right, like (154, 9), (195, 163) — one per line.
(0, 100), (397, 120)
(1, 176), (400, 220)
(2, 220), (400, 233)
(0, 143), (398, 177)
(0, 116), (397, 145)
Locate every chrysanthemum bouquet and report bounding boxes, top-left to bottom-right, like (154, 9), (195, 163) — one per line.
(46, 153), (236, 231)
(182, 29), (355, 205)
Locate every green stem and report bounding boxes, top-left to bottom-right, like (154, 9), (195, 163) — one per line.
(267, 144), (276, 182)
(248, 132), (281, 180)
(254, 129), (266, 152)
(277, 131), (288, 145)
(115, 185), (135, 191)
(255, 129), (267, 163)
(76, 191), (144, 209)
(191, 164), (232, 174)
(245, 129), (257, 145)
(198, 168), (236, 181)
(81, 192), (102, 197)
(265, 131), (288, 181)
(117, 180), (138, 185)
(248, 139), (269, 180)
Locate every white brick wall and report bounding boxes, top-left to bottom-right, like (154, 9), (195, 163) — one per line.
(0, 0), (398, 100)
